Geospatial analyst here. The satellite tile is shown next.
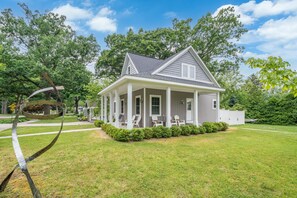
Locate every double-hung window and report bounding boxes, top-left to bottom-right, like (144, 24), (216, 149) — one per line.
(120, 99), (124, 114)
(150, 95), (161, 116)
(182, 63), (196, 80)
(135, 95), (141, 115)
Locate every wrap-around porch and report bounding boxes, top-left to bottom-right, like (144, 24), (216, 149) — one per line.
(100, 80), (220, 129)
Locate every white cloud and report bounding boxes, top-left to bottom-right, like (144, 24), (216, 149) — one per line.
(98, 7), (115, 16)
(82, 0), (92, 7)
(87, 7), (117, 32)
(51, 3), (92, 20)
(87, 16), (117, 32)
(122, 8), (133, 16)
(164, 11), (177, 19)
(51, 5), (117, 33)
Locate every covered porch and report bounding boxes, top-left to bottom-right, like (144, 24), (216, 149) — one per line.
(99, 77), (222, 129)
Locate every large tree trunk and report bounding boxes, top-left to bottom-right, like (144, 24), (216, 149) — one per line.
(1, 99), (8, 114)
(75, 97), (79, 115)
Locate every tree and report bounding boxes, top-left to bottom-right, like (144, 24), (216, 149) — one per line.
(0, 3), (100, 112)
(96, 6), (247, 79)
(246, 56), (297, 96)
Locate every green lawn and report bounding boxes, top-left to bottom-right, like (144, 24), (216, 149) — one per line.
(238, 123), (297, 133)
(0, 124), (94, 137)
(0, 125), (296, 197)
(32, 116), (80, 123)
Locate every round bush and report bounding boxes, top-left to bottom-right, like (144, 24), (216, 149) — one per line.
(219, 122), (229, 131)
(180, 125), (191, 136)
(114, 129), (130, 142)
(199, 126), (206, 134)
(94, 120), (104, 127)
(189, 125), (199, 135)
(152, 126), (164, 138)
(202, 122), (214, 133)
(171, 126), (182, 137)
(143, 128), (153, 139)
(130, 129), (145, 141)
(161, 127), (172, 138)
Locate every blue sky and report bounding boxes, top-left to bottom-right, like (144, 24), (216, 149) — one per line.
(1, 0), (297, 75)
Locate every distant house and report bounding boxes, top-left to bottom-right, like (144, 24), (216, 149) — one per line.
(99, 46), (225, 129)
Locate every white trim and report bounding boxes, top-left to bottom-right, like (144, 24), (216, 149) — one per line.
(156, 73), (214, 84)
(150, 95), (162, 116)
(151, 46), (221, 88)
(181, 63), (196, 80)
(127, 65), (131, 74)
(120, 99), (124, 115)
(152, 47), (190, 74)
(186, 98), (194, 123)
(135, 95), (141, 115)
(166, 87), (171, 127)
(127, 53), (139, 74)
(143, 88), (146, 128)
(99, 75), (225, 95)
(212, 99), (217, 110)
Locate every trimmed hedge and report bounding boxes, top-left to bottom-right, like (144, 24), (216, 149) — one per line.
(101, 122), (229, 142)
(94, 120), (104, 127)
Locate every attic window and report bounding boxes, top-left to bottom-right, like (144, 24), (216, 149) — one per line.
(182, 63), (196, 80)
(127, 65), (131, 74)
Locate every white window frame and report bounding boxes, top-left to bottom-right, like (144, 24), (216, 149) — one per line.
(135, 95), (141, 115)
(212, 99), (217, 110)
(181, 63), (196, 80)
(120, 99), (124, 115)
(150, 95), (162, 116)
(127, 65), (131, 74)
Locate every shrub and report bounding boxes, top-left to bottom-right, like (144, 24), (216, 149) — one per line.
(94, 120), (104, 127)
(188, 125), (199, 135)
(143, 128), (153, 139)
(130, 129), (145, 141)
(171, 126), (182, 137)
(219, 122), (229, 131)
(203, 122), (215, 133)
(180, 125), (191, 136)
(78, 116), (88, 121)
(199, 126), (206, 134)
(161, 127), (172, 138)
(214, 122), (223, 131)
(114, 129), (130, 142)
(152, 126), (164, 138)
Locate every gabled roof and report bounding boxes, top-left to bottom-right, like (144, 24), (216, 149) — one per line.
(119, 46), (221, 89)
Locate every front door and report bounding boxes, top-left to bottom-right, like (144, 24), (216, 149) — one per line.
(186, 98), (193, 123)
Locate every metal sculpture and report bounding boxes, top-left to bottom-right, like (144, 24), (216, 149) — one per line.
(0, 74), (65, 197)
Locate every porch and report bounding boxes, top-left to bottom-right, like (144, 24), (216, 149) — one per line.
(99, 79), (221, 129)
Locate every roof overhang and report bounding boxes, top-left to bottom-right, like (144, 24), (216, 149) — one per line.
(98, 75), (225, 95)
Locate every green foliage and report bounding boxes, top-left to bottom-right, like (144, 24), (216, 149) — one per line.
(246, 56), (297, 96)
(203, 122), (215, 133)
(0, 3), (99, 104)
(171, 126), (182, 137)
(130, 129), (145, 141)
(0, 117), (30, 124)
(180, 125), (191, 136)
(94, 120), (104, 127)
(101, 122), (229, 142)
(96, 6), (246, 79)
(143, 128), (153, 139)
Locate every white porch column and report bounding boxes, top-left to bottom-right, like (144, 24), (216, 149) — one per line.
(194, 90), (199, 126)
(127, 83), (133, 129)
(216, 92), (220, 122)
(143, 88), (146, 128)
(109, 92), (113, 123)
(104, 95), (107, 123)
(100, 95), (103, 120)
(114, 90), (120, 127)
(166, 87), (171, 127)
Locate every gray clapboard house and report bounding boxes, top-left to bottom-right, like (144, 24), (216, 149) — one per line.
(99, 46), (224, 129)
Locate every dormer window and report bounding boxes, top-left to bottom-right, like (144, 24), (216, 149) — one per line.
(182, 63), (196, 80)
(127, 65), (131, 74)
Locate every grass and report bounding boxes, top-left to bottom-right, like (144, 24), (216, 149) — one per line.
(238, 123), (297, 133)
(0, 124), (94, 137)
(32, 116), (80, 123)
(0, 125), (296, 197)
